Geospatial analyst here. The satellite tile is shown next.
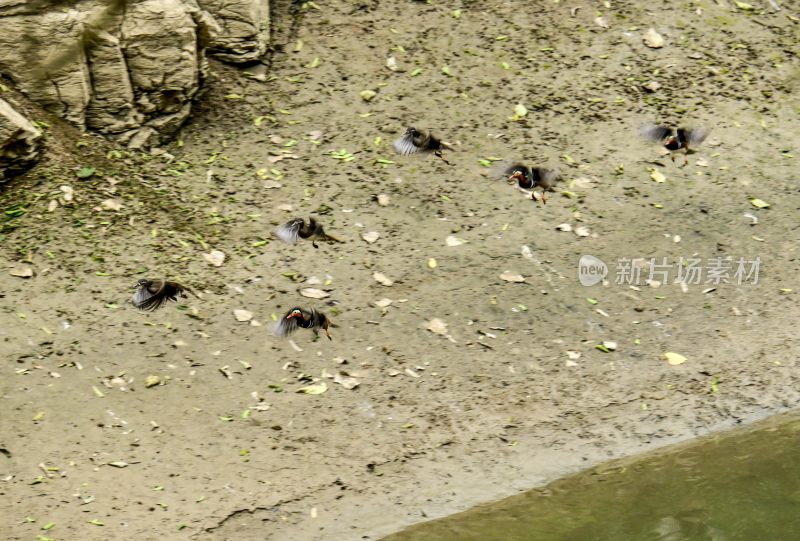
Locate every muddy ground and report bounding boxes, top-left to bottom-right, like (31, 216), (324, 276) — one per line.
(1, 1), (799, 540)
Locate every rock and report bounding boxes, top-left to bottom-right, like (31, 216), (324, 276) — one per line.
(643, 28), (665, 48)
(198, 0), (270, 63)
(0, 0), (221, 148)
(0, 98), (42, 182)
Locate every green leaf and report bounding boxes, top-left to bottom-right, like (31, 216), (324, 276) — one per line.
(76, 167), (96, 178)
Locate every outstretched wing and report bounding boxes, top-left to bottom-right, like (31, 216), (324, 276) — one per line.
(534, 168), (561, 190)
(639, 123), (672, 143)
(393, 130), (421, 155)
(273, 315), (300, 337)
(274, 218), (304, 243)
(686, 127), (711, 146)
(132, 281), (168, 311)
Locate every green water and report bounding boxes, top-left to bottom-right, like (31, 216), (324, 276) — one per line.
(383, 413), (800, 541)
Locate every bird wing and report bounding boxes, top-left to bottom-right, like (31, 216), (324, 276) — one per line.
(534, 168), (561, 190)
(393, 131), (422, 155)
(274, 219), (303, 243)
(273, 315), (300, 337)
(639, 123), (672, 143)
(132, 284), (167, 311)
(686, 127), (710, 146)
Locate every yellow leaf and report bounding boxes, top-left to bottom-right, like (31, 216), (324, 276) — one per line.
(664, 352), (687, 365)
(649, 168), (666, 183)
(750, 198), (770, 209)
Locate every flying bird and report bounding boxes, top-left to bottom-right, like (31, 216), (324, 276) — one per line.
(274, 307), (334, 340)
(639, 123), (710, 165)
(393, 127), (453, 165)
(492, 161), (561, 204)
(131, 279), (197, 311)
(274, 217), (343, 248)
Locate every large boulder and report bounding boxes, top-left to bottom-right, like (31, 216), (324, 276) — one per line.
(198, 0), (270, 63)
(0, 98), (42, 182)
(0, 0), (220, 148)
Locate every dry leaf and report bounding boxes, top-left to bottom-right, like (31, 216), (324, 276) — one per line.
(203, 250), (226, 267)
(100, 199), (122, 211)
(145, 375), (160, 388)
(594, 16), (609, 28)
(574, 226), (590, 237)
(362, 231), (380, 244)
(426, 318), (448, 335)
(233, 309), (253, 322)
(750, 198), (770, 209)
(664, 352), (687, 365)
(500, 272), (525, 283)
(373, 272), (394, 286)
(643, 28), (665, 48)
(446, 235), (466, 247)
(649, 168), (666, 183)
(333, 372), (360, 389)
(9, 266), (34, 278)
(297, 382), (328, 394)
(299, 288), (330, 299)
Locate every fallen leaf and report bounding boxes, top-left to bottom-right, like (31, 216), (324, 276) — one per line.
(500, 272), (525, 283)
(203, 250), (226, 267)
(594, 16), (609, 28)
(9, 266), (33, 278)
(60, 185), (74, 202)
(360, 89), (377, 102)
(750, 198), (770, 209)
(426, 318), (448, 335)
(446, 235), (466, 246)
(510, 103), (528, 121)
(296, 382), (328, 394)
(299, 288), (330, 299)
(100, 199), (122, 211)
(333, 372), (360, 389)
(643, 28), (665, 48)
(145, 375), (160, 388)
(233, 309), (253, 322)
(362, 231), (380, 243)
(649, 168), (666, 183)
(664, 352), (687, 365)
(107, 461), (128, 468)
(373, 272), (393, 286)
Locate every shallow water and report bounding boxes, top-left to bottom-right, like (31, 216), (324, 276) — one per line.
(384, 413), (800, 541)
